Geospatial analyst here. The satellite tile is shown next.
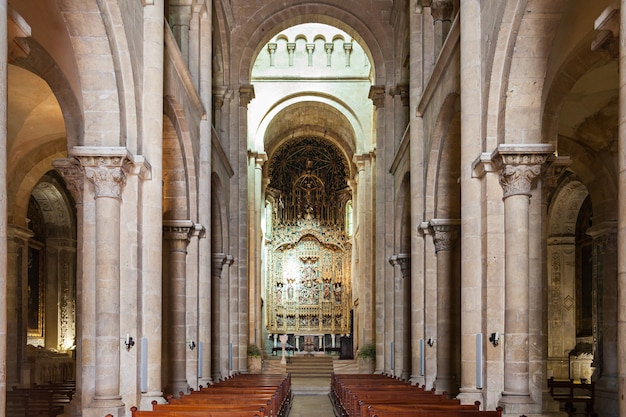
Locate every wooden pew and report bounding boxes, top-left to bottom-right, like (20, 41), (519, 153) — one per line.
(6, 388), (66, 417)
(130, 408), (263, 417)
(362, 401), (481, 416)
(368, 407), (503, 417)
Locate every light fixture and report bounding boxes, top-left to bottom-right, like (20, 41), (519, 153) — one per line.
(124, 334), (135, 350)
(426, 338), (434, 347)
(189, 340), (196, 351)
(489, 332), (500, 346)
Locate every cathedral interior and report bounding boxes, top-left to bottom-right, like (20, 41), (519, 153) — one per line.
(2, 0), (626, 416)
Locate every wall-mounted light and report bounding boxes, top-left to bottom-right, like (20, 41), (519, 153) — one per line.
(189, 340), (196, 351)
(124, 334), (135, 350)
(426, 338), (434, 347)
(489, 332), (500, 347)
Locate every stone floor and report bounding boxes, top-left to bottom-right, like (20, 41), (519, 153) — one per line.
(289, 394), (336, 417)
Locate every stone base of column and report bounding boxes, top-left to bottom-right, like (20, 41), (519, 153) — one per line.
(198, 377), (213, 389)
(140, 392), (166, 409)
(58, 399), (82, 417)
(498, 392), (537, 416)
(456, 387), (483, 406)
(434, 376), (459, 397)
(594, 375), (618, 417)
(409, 375), (425, 387)
(83, 400), (125, 417)
(165, 380), (190, 398)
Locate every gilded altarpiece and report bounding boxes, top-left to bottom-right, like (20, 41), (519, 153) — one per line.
(266, 217), (352, 335)
(265, 136), (353, 336)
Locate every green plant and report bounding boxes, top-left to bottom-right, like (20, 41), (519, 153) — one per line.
(247, 343), (262, 357)
(357, 343), (376, 359)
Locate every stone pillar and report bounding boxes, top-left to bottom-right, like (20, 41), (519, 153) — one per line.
(430, 219), (460, 396)
(354, 153), (375, 351)
(6, 226), (33, 388)
(618, 4), (626, 415)
(211, 253), (233, 381)
(409, 0), (427, 386)
(169, 4), (192, 64)
(53, 158), (84, 417)
(164, 221), (194, 397)
(1, 1), (8, 411)
(72, 149), (129, 415)
(493, 145), (553, 413)
(248, 152), (266, 347)
(389, 253), (411, 380)
(588, 223), (618, 415)
(456, 0), (484, 406)
(431, 0), (454, 57)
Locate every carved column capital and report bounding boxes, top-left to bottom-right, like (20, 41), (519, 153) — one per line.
(429, 219), (460, 252)
(239, 84), (255, 108)
(163, 220), (194, 251)
(53, 158), (85, 204)
(70, 147), (132, 200)
(369, 85), (386, 109)
(491, 144), (554, 199)
(212, 253), (235, 276)
(431, 0), (454, 22)
(587, 222), (617, 255)
(389, 253), (411, 278)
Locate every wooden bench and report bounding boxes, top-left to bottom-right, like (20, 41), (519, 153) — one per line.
(6, 388), (66, 417)
(547, 377), (597, 417)
(331, 373), (502, 417)
(128, 373), (291, 417)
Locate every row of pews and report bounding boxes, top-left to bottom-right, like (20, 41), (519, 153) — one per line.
(127, 373), (292, 417)
(330, 374), (503, 417)
(6, 380), (76, 417)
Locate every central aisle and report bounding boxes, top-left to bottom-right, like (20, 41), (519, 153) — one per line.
(289, 394), (336, 417)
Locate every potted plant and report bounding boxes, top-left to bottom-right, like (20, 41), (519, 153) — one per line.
(247, 343), (263, 374)
(357, 343), (376, 373)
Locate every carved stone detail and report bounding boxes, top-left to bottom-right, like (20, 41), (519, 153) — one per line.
(369, 85), (386, 108)
(239, 85), (255, 108)
(429, 219), (460, 252)
(52, 158), (85, 204)
(431, 0), (454, 22)
(389, 253), (411, 279)
(491, 145), (554, 198)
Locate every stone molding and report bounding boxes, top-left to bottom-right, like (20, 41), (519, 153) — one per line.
(491, 144), (554, 198)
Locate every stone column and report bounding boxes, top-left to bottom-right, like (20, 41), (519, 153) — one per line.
(409, 0), (427, 386)
(169, 4), (192, 64)
(430, 219), (460, 396)
(493, 145), (553, 412)
(389, 253), (411, 380)
(431, 0), (454, 57)
(1, 1), (8, 411)
(618, 4), (626, 415)
(72, 149), (129, 414)
(354, 153), (375, 351)
(248, 152), (266, 347)
(211, 253), (232, 381)
(163, 221), (194, 397)
(53, 158), (84, 417)
(588, 223), (618, 415)
(6, 226), (33, 388)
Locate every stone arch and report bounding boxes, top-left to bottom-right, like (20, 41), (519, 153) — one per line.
(9, 40), (82, 149)
(163, 95), (199, 221)
(424, 93), (461, 220)
(495, 2), (566, 143)
(261, 98), (359, 178)
(231, 3), (390, 85)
